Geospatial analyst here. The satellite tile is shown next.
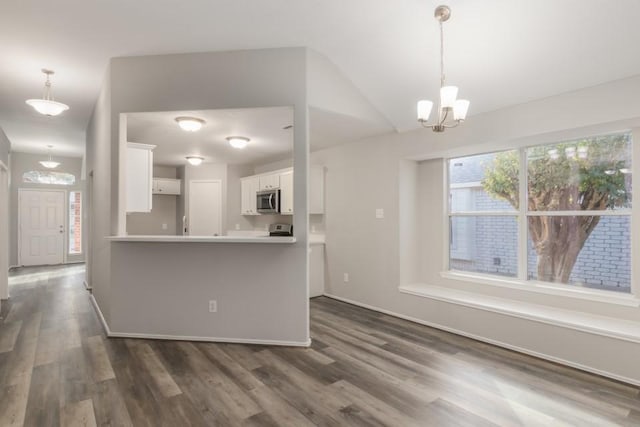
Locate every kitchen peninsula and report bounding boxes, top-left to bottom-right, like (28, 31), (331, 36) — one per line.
(86, 49), (313, 347)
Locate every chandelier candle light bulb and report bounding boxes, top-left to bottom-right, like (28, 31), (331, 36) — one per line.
(417, 5), (470, 132)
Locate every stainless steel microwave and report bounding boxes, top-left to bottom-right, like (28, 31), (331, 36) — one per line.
(257, 189), (280, 214)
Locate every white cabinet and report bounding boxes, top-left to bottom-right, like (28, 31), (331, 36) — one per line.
(241, 166), (324, 216)
(126, 143), (155, 213)
(241, 176), (260, 215)
(279, 170), (293, 215)
(309, 166), (324, 214)
(259, 173), (280, 190)
(309, 244), (325, 297)
(153, 178), (181, 195)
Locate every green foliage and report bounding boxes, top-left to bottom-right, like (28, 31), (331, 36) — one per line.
(482, 134), (631, 211)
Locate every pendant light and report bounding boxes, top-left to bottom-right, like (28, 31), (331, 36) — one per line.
(40, 145), (61, 169)
(26, 69), (70, 116)
(417, 5), (470, 132)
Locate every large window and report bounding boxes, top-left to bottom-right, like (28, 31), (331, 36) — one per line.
(448, 132), (632, 293)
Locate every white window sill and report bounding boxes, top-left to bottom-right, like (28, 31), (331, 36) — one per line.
(399, 283), (640, 344)
(440, 271), (640, 308)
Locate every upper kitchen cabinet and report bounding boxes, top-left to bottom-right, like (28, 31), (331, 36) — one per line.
(280, 170), (293, 215)
(259, 173), (280, 190)
(126, 142), (156, 213)
(153, 178), (181, 195)
(241, 176), (260, 215)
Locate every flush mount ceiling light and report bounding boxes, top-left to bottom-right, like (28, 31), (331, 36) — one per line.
(40, 145), (61, 169)
(417, 5), (470, 132)
(175, 117), (205, 132)
(226, 136), (250, 149)
(26, 69), (70, 116)
(186, 156), (204, 166)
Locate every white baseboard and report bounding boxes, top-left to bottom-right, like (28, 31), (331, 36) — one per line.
(89, 294), (310, 347)
(322, 293), (640, 387)
(83, 280), (92, 291)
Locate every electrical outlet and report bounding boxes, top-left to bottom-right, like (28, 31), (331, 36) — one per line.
(209, 300), (217, 313)
(162, 223), (168, 230)
(235, 223), (240, 230)
(375, 208), (384, 219)
(343, 273), (349, 283)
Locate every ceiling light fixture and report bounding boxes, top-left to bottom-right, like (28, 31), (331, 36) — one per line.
(226, 136), (250, 149)
(186, 156), (204, 166)
(417, 5), (469, 132)
(175, 117), (205, 132)
(40, 145), (61, 169)
(26, 69), (70, 116)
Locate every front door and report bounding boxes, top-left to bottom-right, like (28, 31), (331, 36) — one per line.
(19, 189), (65, 266)
(188, 180), (222, 236)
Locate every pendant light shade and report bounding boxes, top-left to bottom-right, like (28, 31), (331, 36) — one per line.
(40, 145), (60, 169)
(26, 69), (69, 117)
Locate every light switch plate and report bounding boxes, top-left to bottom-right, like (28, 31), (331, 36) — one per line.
(375, 208), (384, 219)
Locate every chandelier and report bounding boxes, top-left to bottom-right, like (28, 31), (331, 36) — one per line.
(417, 5), (469, 132)
(40, 145), (60, 169)
(26, 69), (70, 116)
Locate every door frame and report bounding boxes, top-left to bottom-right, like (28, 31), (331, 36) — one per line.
(17, 188), (67, 266)
(188, 179), (222, 236)
(0, 160), (8, 300)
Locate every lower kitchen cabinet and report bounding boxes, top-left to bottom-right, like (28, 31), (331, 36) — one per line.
(309, 244), (325, 297)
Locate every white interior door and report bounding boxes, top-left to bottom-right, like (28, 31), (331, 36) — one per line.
(188, 180), (222, 236)
(0, 167), (8, 299)
(19, 190), (65, 266)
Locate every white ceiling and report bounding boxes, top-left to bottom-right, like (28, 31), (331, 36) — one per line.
(2, 0), (640, 158)
(127, 107), (294, 167)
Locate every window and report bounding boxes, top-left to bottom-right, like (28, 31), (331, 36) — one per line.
(69, 191), (82, 255)
(448, 132), (632, 293)
(23, 170), (75, 185)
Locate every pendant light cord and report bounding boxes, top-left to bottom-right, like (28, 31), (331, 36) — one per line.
(440, 19), (445, 88)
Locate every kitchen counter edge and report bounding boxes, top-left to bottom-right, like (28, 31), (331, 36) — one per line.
(106, 235), (297, 243)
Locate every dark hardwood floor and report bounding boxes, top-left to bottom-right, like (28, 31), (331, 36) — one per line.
(1, 264), (639, 426)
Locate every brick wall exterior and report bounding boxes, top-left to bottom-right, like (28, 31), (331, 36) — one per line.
(449, 154), (631, 292)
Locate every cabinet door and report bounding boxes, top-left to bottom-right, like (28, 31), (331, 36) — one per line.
(259, 173), (280, 190)
(241, 177), (259, 215)
(309, 244), (325, 297)
(279, 171), (293, 215)
(126, 144), (154, 213)
(154, 178), (181, 195)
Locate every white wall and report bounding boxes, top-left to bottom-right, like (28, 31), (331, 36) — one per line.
(9, 152), (85, 266)
(87, 48), (310, 344)
(313, 74), (640, 385)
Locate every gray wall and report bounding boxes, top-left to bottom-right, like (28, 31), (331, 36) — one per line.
(0, 128), (10, 167)
(87, 47), (310, 343)
(86, 67), (112, 322)
(9, 152), (85, 266)
(127, 165), (178, 235)
(311, 74), (640, 384)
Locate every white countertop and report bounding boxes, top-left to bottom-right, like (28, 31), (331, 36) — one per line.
(107, 235), (296, 243)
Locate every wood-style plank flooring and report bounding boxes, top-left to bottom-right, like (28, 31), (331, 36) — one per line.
(1, 264), (639, 426)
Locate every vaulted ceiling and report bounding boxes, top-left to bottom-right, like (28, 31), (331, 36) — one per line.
(1, 0), (640, 157)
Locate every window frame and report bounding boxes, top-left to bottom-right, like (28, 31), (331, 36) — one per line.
(444, 131), (638, 303)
